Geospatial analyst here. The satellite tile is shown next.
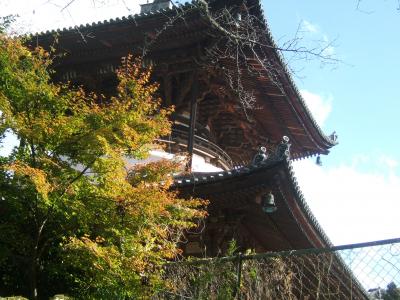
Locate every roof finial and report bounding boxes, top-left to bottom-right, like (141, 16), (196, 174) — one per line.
(329, 131), (338, 142)
(140, 0), (172, 14)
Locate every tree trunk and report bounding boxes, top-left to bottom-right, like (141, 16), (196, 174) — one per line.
(30, 219), (46, 300)
(29, 256), (38, 300)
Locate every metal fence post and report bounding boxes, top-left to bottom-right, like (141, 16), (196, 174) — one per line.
(235, 252), (243, 300)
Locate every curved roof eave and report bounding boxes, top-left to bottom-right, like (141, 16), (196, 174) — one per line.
(248, 0), (338, 152)
(280, 152), (334, 248)
(29, 0), (337, 157)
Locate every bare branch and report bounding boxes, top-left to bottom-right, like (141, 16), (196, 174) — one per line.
(60, 0), (76, 12)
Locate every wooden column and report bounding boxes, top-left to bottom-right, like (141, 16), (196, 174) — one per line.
(186, 71), (198, 172)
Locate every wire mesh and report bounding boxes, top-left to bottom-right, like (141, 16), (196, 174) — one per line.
(153, 238), (400, 300)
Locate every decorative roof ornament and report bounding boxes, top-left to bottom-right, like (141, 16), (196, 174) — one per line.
(251, 136), (291, 167)
(275, 136), (291, 160)
(251, 146), (268, 166)
(329, 131), (338, 142)
(140, 0), (172, 14)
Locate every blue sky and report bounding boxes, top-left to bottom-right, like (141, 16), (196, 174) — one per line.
(1, 0), (399, 245)
(263, 0), (400, 245)
(265, 0), (400, 170)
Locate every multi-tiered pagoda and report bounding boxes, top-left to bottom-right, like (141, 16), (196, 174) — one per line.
(34, 0), (337, 258)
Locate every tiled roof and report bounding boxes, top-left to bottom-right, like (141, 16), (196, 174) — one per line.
(30, 0), (337, 158)
(173, 137), (334, 248)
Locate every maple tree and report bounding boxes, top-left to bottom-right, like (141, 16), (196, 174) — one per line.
(0, 33), (206, 299)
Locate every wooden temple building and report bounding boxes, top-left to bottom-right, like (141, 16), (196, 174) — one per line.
(33, 0), (336, 262)
(33, 0), (368, 298)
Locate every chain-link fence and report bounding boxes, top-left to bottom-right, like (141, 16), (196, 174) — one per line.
(153, 238), (400, 300)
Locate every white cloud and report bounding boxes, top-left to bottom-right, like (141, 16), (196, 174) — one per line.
(378, 155), (398, 171)
(292, 157), (400, 245)
(302, 20), (319, 33)
(298, 22), (336, 59)
(321, 34), (336, 57)
(300, 90), (332, 127)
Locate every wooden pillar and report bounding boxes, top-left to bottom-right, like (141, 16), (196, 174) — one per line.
(186, 71), (198, 172)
